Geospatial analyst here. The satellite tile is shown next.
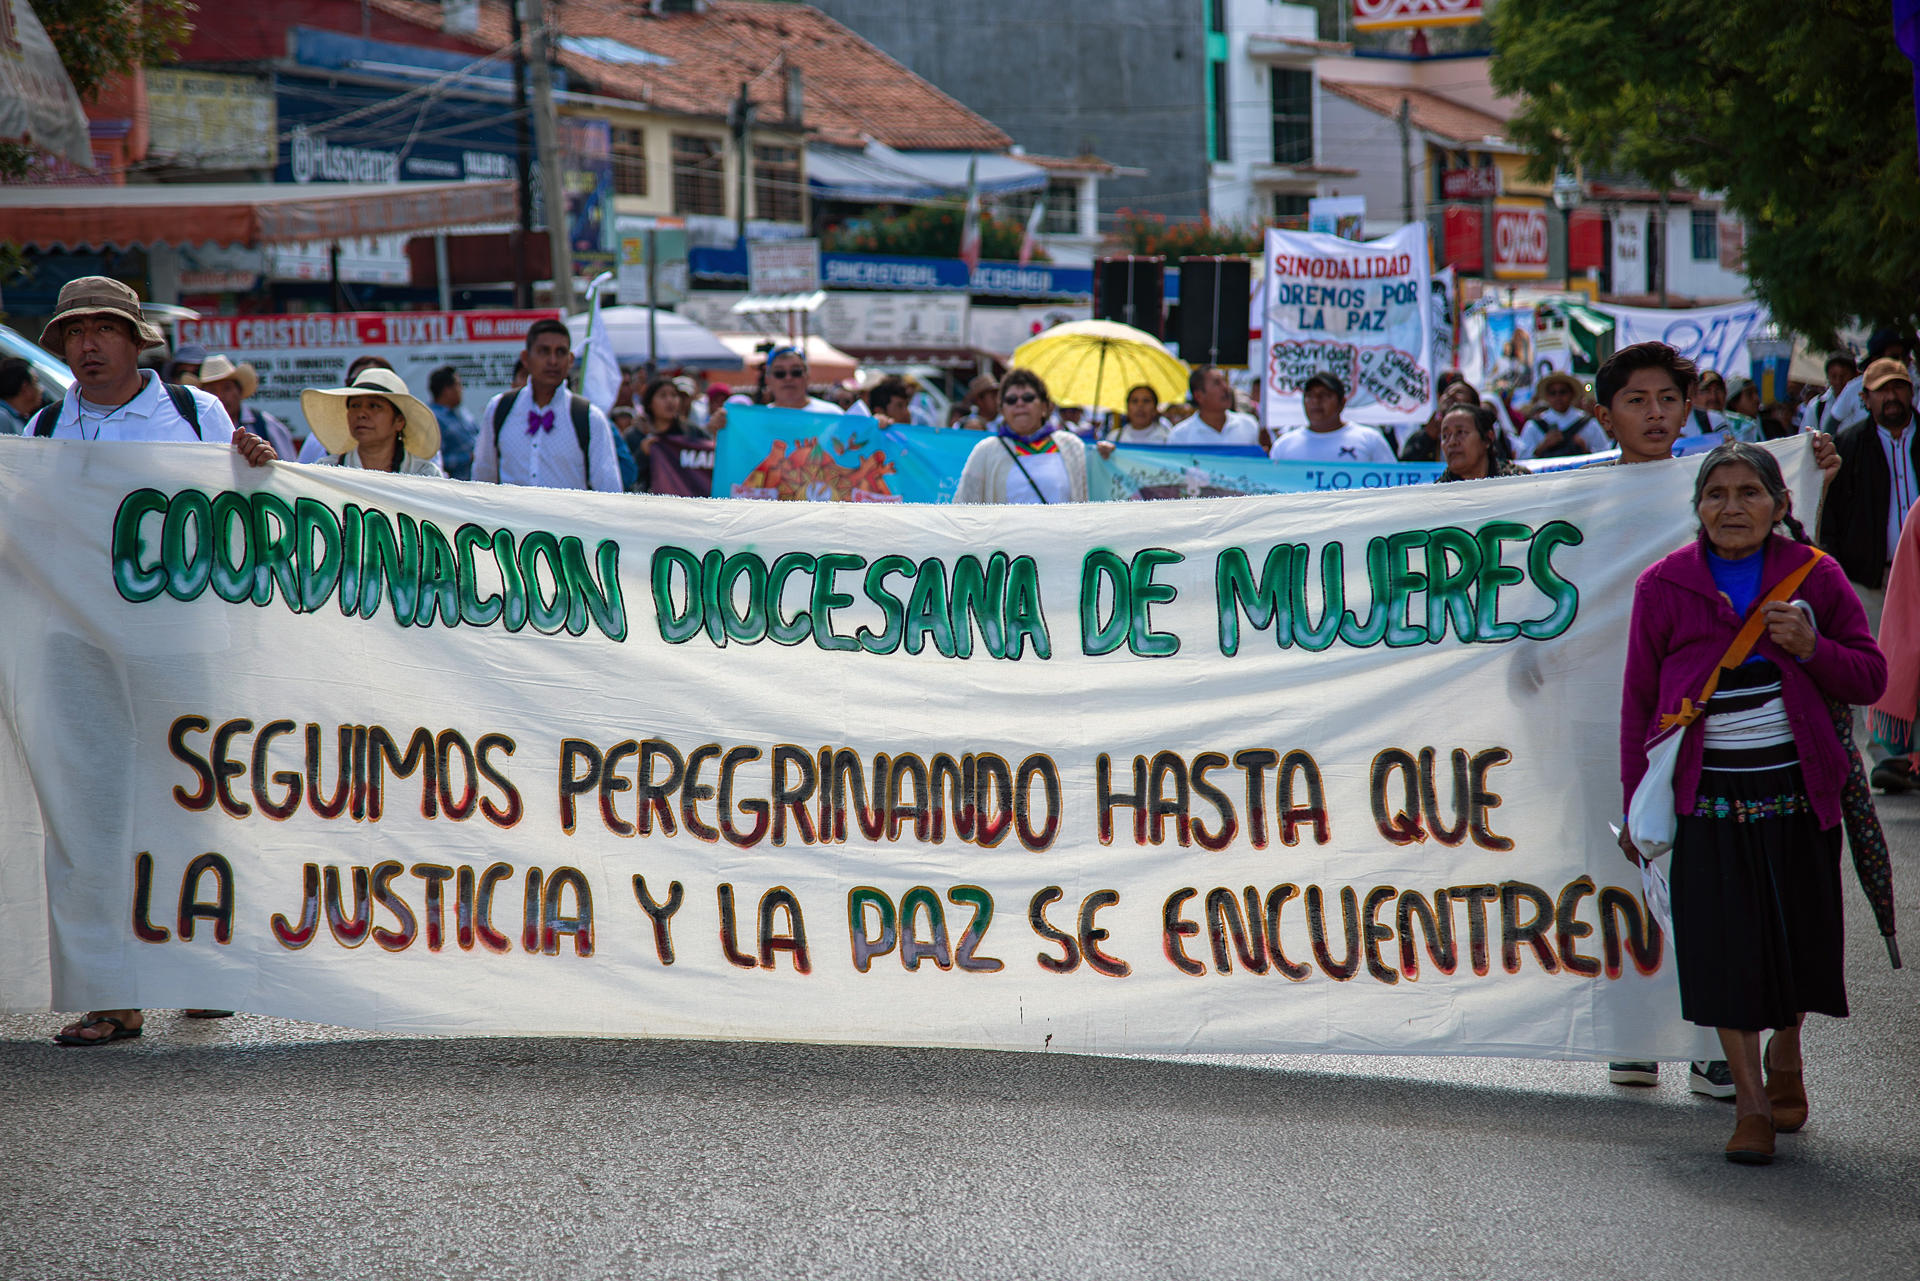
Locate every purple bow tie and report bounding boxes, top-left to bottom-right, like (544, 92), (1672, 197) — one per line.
(526, 408), (556, 436)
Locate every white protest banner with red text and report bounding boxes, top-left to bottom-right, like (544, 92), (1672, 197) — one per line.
(1, 438), (1820, 1059)
(1262, 223), (1435, 430)
(175, 310), (558, 435)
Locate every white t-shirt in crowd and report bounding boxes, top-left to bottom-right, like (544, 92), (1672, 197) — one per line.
(1267, 422), (1398, 463)
(1115, 418), (1171, 444)
(1166, 410), (1261, 447)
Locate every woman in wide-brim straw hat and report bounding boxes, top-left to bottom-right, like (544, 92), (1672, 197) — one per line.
(300, 367), (444, 477)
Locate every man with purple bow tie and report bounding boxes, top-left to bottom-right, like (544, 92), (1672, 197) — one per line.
(471, 318), (622, 492)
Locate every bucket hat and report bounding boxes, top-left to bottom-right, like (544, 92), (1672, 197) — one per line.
(40, 276), (166, 350)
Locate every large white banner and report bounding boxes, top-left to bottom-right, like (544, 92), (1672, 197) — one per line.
(1598, 300), (1771, 380)
(0, 438), (1818, 1058)
(1262, 224), (1435, 430)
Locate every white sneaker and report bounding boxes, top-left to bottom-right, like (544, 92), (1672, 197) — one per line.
(1690, 1060), (1736, 1099)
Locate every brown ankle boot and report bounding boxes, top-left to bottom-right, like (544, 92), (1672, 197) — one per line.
(1765, 1036), (1808, 1133)
(1725, 1113), (1775, 1165)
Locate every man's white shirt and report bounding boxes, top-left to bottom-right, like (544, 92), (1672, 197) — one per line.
(42, 371), (232, 442)
(1267, 421), (1398, 463)
(1165, 410), (1260, 447)
(472, 385), (622, 491)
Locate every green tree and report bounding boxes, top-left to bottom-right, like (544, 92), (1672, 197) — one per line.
(1490, 0), (1920, 344)
(0, 0), (196, 180)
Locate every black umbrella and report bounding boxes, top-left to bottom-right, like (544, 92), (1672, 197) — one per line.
(1831, 704), (1901, 968)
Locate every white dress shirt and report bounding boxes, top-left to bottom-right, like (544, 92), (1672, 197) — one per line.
(472, 385), (622, 492)
(41, 370), (233, 442)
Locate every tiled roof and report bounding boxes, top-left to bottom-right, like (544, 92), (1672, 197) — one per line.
(370, 0), (1010, 151)
(1320, 81), (1508, 148)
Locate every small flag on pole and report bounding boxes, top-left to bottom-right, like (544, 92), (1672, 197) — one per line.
(582, 278), (622, 411)
(958, 154), (982, 272)
(1018, 198), (1046, 267)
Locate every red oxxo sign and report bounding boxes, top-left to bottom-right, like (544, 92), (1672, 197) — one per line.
(1492, 204), (1549, 279)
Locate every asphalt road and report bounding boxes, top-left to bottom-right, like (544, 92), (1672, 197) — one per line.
(4, 805), (1917, 1280)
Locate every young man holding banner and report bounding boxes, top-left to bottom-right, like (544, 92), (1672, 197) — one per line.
(1592, 341), (1841, 1095)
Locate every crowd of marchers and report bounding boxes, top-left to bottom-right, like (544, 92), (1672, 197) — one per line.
(11, 273), (1920, 1172)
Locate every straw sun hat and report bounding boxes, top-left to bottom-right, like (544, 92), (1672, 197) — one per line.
(300, 367), (441, 459)
(196, 354), (259, 398)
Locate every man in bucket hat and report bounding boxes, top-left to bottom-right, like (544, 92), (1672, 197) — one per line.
(28, 277), (275, 1048)
(28, 276), (273, 464)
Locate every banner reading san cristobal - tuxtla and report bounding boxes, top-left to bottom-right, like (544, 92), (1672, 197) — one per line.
(0, 437), (1819, 1058)
(1262, 223), (1435, 431)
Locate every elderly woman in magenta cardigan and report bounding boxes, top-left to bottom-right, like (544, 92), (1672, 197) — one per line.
(1620, 442), (1885, 1165)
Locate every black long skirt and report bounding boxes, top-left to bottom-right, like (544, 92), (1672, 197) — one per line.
(1671, 763), (1848, 1031)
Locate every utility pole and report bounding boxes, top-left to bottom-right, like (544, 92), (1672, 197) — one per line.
(730, 80), (755, 249)
(524, 0), (573, 314)
(1397, 97), (1414, 226)
(509, 1), (532, 309)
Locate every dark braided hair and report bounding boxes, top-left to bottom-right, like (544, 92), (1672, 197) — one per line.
(1692, 442), (1811, 544)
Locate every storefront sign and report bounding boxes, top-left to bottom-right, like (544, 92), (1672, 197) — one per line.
(749, 238), (822, 295)
(1352, 0), (1484, 31)
(1492, 203), (1550, 279)
(146, 70), (275, 168)
(1441, 167), (1500, 200)
(174, 310), (558, 434)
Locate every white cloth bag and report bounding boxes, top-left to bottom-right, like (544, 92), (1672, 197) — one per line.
(1626, 725), (1686, 859)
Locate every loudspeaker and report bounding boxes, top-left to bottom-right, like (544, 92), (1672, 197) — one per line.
(1095, 256), (1165, 338)
(1175, 256), (1252, 367)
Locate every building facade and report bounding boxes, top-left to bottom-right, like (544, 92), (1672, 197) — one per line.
(802, 0), (1206, 222)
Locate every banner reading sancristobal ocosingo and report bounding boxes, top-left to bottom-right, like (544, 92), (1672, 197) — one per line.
(2, 438), (1817, 1059)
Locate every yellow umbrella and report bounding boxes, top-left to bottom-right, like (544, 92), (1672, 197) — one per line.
(1011, 319), (1190, 415)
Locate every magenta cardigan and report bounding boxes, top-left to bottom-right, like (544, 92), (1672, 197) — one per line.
(1621, 535), (1887, 830)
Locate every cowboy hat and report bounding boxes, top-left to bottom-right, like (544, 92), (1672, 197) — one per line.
(197, 354), (259, 400)
(300, 368), (441, 459)
(40, 276), (167, 350)
(1535, 371), (1584, 397)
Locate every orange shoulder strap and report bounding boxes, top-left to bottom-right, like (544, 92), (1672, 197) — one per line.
(1659, 549), (1826, 732)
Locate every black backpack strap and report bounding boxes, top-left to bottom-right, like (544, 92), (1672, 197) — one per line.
(490, 393), (514, 483)
(164, 383), (202, 439)
(29, 404), (60, 437)
(570, 395), (591, 458)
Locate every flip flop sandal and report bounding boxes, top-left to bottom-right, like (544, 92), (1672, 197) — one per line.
(182, 1009), (234, 1019)
(52, 1015), (143, 1047)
